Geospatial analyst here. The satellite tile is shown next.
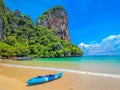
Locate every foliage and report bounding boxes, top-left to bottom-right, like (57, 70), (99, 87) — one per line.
(0, 1), (83, 58)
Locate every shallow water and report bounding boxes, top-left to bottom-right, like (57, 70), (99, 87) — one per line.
(33, 56), (120, 74)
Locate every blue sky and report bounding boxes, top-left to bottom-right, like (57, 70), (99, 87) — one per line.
(79, 34), (120, 56)
(4, 0), (120, 55)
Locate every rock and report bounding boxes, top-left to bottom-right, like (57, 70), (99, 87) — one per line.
(0, 0), (5, 13)
(37, 6), (70, 41)
(0, 17), (5, 40)
(14, 9), (21, 18)
(23, 15), (32, 22)
(5, 7), (11, 14)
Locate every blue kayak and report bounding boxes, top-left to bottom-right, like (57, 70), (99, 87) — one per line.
(27, 72), (63, 85)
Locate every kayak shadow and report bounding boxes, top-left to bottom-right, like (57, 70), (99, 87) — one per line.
(26, 78), (61, 87)
(26, 82), (49, 87)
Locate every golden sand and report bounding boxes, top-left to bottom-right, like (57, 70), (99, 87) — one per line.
(0, 64), (120, 90)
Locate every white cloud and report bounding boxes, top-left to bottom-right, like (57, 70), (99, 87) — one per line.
(78, 34), (120, 56)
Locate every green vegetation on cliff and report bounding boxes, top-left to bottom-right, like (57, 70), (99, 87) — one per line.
(38, 6), (64, 21)
(0, 0), (83, 58)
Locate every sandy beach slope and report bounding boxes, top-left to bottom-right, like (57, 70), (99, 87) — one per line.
(0, 64), (120, 90)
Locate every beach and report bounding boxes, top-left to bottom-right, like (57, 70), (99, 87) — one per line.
(0, 63), (120, 90)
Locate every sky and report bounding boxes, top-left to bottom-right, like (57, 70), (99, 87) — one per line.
(79, 34), (120, 56)
(4, 0), (120, 55)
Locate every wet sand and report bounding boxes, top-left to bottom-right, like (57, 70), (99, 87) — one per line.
(0, 64), (120, 90)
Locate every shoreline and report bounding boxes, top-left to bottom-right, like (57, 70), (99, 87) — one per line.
(1, 63), (120, 90)
(2, 64), (120, 79)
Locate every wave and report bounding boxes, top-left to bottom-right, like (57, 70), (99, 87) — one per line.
(2, 64), (120, 79)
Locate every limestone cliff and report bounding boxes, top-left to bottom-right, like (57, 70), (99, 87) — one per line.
(37, 6), (70, 41)
(0, 1), (83, 58)
(0, 0), (5, 40)
(0, 17), (5, 40)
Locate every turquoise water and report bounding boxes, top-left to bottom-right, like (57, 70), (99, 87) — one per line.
(33, 56), (120, 74)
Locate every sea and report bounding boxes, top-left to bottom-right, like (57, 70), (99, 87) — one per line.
(33, 56), (120, 75)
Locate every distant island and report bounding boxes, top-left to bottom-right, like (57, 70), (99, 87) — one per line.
(0, 0), (83, 58)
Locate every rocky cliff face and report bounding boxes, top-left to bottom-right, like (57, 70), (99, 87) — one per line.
(0, 0), (5, 40)
(0, 1), (34, 41)
(0, 17), (6, 40)
(37, 6), (70, 41)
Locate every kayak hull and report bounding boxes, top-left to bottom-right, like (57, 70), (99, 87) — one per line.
(27, 72), (63, 85)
